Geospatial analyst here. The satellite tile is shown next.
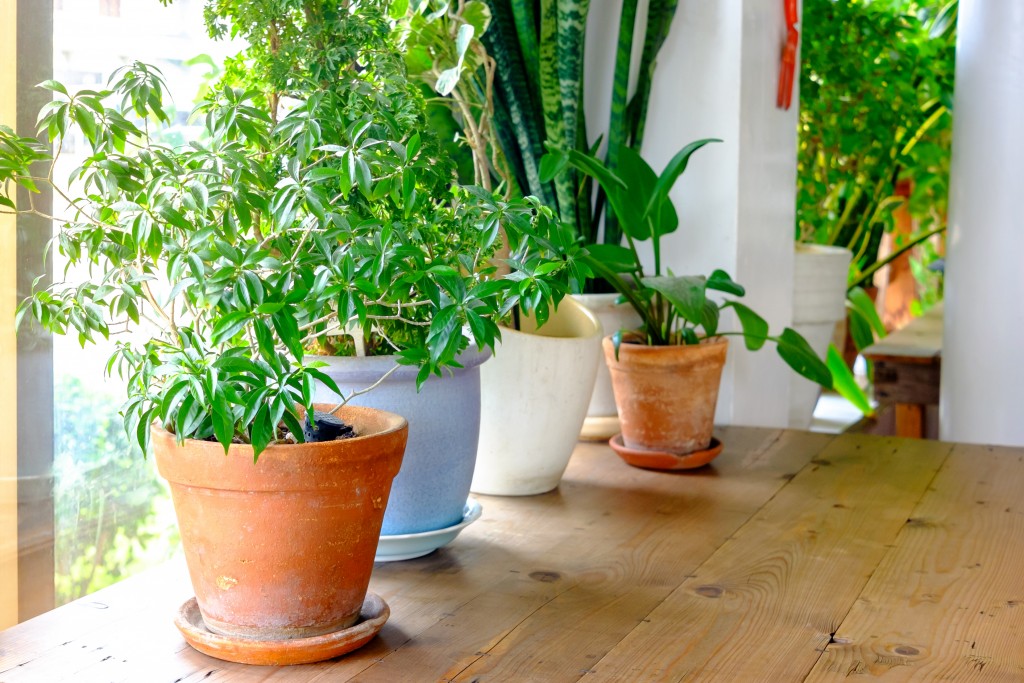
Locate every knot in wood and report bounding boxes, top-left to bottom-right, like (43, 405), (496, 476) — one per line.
(695, 585), (723, 598)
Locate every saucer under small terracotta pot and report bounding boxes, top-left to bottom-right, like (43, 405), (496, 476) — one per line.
(602, 335), (728, 457)
(609, 434), (723, 470)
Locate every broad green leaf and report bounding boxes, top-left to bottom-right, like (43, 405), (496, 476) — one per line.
(727, 301), (769, 350)
(706, 269), (745, 297)
(776, 327), (833, 388)
(847, 286), (885, 338)
(642, 275), (706, 325)
(584, 244), (637, 273)
(645, 138), (721, 221)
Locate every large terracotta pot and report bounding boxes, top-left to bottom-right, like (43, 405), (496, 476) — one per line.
(604, 336), (728, 455)
(473, 296), (602, 495)
(154, 404), (407, 641)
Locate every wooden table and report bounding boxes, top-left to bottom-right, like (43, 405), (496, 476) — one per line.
(863, 303), (944, 439)
(3, 427), (1023, 681)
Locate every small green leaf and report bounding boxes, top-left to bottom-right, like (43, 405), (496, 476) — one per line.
(728, 301), (769, 350)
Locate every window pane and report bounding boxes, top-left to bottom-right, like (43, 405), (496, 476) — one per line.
(51, 0), (238, 606)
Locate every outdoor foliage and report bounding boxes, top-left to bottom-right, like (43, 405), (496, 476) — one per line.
(1, 1), (579, 458)
(54, 376), (178, 604)
(798, 0), (957, 288)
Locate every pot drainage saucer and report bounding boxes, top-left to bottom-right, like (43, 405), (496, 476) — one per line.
(175, 592), (388, 665)
(375, 498), (482, 562)
(609, 434), (723, 470)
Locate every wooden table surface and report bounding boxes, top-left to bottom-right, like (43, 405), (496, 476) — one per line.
(3, 427), (1023, 682)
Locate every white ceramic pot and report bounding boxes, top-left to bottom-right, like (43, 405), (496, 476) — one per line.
(789, 244), (853, 428)
(473, 297), (603, 496)
(572, 293), (643, 440)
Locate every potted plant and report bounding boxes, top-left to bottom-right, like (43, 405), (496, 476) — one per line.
(0, 1), (570, 664)
(201, 0), (574, 556)
(541, 141), (832, 470)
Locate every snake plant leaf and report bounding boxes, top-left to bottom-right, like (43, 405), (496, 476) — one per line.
(642, 275), (706, 326)
(726, 301), (769, 351)
(706, 269), (745, 297)
(776, 327), (833, 388)
(627, 0), (679, 146)
(606, 0), (639, 172)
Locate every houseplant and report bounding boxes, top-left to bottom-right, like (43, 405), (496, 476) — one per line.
(542, 141), (832, 469)
(1, 1), (572, 663)
(405, 0), (683, 440)
(200, 0), (576, 553)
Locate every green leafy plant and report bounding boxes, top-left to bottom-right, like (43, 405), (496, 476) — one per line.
(798, 0), (956, 288)
(541, 142), (832, 387)
(1, 2), (575, 459)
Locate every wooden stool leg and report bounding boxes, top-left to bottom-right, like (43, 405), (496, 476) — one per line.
(895, 403), (924, 439)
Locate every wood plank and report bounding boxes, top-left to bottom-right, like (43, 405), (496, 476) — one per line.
(895, 404), (925, 439)
(582, 434), (955, 681)
(863, 303), (943, 363)
(807, 443), (1024, 681)
(439, 431), (835, 683)
(874, 361), (942, 405)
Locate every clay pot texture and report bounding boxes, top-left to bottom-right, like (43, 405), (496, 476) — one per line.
(154, 404), (407, 641)
(603, 336), (728, 455)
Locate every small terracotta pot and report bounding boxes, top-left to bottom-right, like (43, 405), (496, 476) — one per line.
(603, 336), (728, 455)
(154, 404), (407, 641)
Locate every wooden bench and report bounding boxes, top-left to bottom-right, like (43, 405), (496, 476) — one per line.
(862, 302), (943, 438)
(3, 427), (1023, 680)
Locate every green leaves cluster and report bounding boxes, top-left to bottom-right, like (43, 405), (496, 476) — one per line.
(2, 2), (576, 459)
(798, 0), (957, 286)
(542, 143), (833, 388)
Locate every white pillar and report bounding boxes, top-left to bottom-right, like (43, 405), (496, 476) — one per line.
(585, 0), (799, 427)
(940, 1), (1024, 446)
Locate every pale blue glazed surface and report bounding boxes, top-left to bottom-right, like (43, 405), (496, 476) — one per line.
(312, 349), (490, 535)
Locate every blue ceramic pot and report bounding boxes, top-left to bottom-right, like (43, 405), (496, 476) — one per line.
(312, 349), (491, 535)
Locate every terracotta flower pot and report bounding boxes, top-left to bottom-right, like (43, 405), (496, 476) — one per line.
(154, 404), (407, 642)
(603, 336), (728, 456)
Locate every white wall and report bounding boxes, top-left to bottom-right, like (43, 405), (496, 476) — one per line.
(941, 0), (1024, 446)
(584, 0), (800, 427)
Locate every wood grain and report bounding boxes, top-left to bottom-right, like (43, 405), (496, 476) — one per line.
(807, 443), (1024, 681)
(862, 303), (943, 363)
(5, 429), (1024, 682)
(582, 435), (954, 682)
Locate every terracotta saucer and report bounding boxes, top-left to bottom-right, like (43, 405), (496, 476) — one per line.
(608, 434), (723, 470)
(175, 592), (389, 666)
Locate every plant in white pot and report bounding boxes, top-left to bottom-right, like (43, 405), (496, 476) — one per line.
(0, 0), (572, 664)
(541, 141), (833, 470)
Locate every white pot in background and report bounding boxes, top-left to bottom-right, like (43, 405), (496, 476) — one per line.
(572, 293), (643, 440)
(789, 244), (853, 428)
(473, 297), (603, 496)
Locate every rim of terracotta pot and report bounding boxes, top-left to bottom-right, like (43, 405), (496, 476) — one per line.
(308, 346), (492, 385)
(602, 333), (728, 365)
(500, 296), (602, 342)
(153, 403), (408, 492)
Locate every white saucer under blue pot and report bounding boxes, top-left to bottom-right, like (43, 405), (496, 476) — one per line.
(375, 499), (482, 562)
